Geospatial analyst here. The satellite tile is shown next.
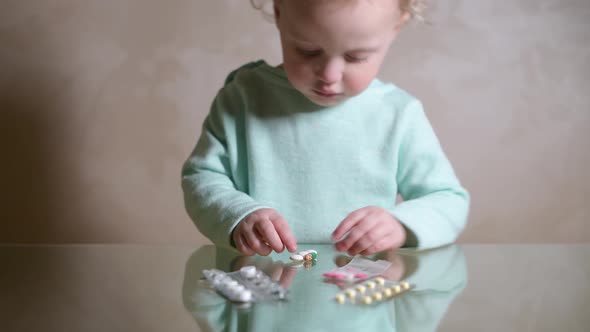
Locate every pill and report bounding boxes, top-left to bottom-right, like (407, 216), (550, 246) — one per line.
(355, 285), (366, 293)
(335, 294), (346, 303)
(355, 273), (367, 279)
(375, 277), (385, 285)
(226, 279), (238, 287)
(362, 296), (372, 304)
(393, 285), (401, 293)
(383, 288), (392, 297)
(240, 266), (257, 278)
(237, 289), (252, 302)
(290, 254), (304, 261)
(303, 254), (313, 261)
(373, 292), (383, 301)
(366, 281), (376, 289)
(345, 289), (356, 298)
(401, 281), (410, 289)
(299, 250), (310, 256)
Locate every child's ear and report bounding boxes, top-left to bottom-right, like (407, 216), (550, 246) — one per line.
(394, 11), (412, 33)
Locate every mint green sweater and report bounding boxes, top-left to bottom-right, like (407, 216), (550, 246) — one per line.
(182, 61), (469, 249)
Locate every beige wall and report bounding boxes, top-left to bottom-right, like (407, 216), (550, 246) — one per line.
(1, 0), (588, 244)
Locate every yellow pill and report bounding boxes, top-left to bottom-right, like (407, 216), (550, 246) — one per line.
(373, 292), (383, 301)
(392, 285), (401, 293)
(366, 281), (376, 289)
(401, 281), (410, 290)
(362, 296), (373, 304)
(383, 288), (393, 297)
(355, 285), (366, 293)
(345, 289), (356, 298)
(375, 277), (385, 285)
(335, 294), (346, 304)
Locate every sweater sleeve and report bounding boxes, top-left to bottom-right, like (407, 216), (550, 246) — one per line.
(181, 82), (269, 248)
(389, 100), (470, 249)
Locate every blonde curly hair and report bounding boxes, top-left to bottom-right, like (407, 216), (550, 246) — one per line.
(250, 0), (428, 23)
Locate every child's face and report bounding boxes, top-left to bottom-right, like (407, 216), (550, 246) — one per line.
(275, 0), (408, 106)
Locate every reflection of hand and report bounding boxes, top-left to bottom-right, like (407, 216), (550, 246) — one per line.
(377, 250), (407, 281)
(232, 208), (298, 256)
(231, 255), (298, 288)
(332, 206), (406, 256)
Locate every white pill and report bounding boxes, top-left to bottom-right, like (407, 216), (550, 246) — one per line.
(290, 254), (304, 261)
(298, 250), (310, 256)
(237, 289), (252, 302)
(240, 266), (257, 278)
(224, 279), (238, 288)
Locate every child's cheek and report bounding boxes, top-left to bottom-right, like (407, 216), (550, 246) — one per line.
(345, 74), (373, 96)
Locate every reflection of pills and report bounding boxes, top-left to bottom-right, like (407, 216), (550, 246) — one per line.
(345, 289), (356, 298)
(373, 292), (383, 301)
(366, 281), (376, 289)
(335, 294), (345, 303)
(290, 254), (304, 261)
(401, 281), (410, 290)
(355, 285), (366, 293)
(375, 277), (385, 285)
(362, 296), (372, 304)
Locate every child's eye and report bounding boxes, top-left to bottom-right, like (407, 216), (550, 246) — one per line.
(345, 54), (368, 63)
(296, 48), (322, 57)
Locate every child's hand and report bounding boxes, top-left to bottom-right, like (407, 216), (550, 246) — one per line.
(232, 208), (298, 256)
(332, 206), (406, 256)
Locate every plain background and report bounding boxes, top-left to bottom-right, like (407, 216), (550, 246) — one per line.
(1, 0), (588, 244)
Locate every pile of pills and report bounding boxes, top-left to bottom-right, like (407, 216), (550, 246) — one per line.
(290, 249), (318, 262)
(290, 249), (318, 268)
(333, 277), (414, 305)
(202, 266), (288, 303)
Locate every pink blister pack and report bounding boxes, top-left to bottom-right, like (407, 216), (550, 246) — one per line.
(323, 256), (391, 283)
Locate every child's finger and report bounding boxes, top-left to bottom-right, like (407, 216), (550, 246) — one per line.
(243, 229), (273, 256)
(359, 236), (391, 256)
(335, 217), (378, 253)
(254, 219), (285, 253)
(234, 233), (256, 256)
(331, 208), (371, 241)
(270, 214), (298, 253)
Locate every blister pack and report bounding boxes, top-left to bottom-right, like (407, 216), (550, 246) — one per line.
(333, 277), (414, 305)
(323, 256), (391, 282)
(202, 266), (288, 303)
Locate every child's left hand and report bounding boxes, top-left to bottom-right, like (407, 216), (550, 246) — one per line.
(332, 206), (407, 256)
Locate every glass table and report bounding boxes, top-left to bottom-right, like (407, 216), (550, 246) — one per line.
(1, 244), (588, 331)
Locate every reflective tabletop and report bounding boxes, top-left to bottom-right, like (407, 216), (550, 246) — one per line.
(1, 244), (589, 331)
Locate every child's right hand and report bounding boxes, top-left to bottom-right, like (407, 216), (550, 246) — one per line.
(232, 208), (298, 256)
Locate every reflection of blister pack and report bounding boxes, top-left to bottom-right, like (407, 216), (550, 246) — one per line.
(334, 277), (414, 305)
(202, 266), (288, 303)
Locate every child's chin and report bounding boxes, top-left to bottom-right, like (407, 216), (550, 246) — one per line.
(306, 94), (347, 107)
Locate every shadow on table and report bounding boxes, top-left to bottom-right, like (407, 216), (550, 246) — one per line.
(182, 245), (467, 332)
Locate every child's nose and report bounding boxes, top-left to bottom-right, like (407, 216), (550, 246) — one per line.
(315, 58), (343, 84)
